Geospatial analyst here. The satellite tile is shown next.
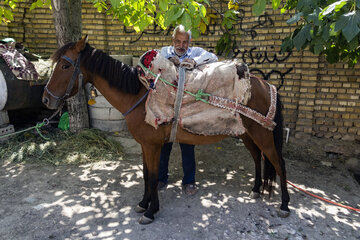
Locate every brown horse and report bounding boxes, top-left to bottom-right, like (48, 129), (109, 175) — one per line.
(42, 36), (290, 224)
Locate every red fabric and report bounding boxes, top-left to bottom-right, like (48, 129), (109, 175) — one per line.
(142, 50), (157, 68)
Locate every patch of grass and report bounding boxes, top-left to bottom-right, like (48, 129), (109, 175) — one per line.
(0, 128), (124, 165)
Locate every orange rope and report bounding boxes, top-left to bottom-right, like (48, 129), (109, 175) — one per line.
(286, 180), (360, 213)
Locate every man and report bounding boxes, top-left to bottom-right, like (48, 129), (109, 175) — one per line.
(158, 25), (218, 196)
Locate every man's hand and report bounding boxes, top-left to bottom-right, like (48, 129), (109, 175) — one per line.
(180, 58), (196, 70)
(169, 56), (180, 67)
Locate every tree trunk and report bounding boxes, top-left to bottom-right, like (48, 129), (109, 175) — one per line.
(51, 0), (89, 132)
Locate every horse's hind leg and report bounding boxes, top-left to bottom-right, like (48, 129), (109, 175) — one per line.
(240, 134), (262, 199)
(247, 130), (290, 217)
(263, 147), (290, 217)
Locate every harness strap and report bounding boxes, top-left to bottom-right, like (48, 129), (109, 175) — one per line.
(169, 67), (186, 142)
(123, 89), (150, 117)
(208, 84), (277, 131)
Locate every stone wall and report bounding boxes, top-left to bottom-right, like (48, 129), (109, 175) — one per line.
(1, 1), (359, 140)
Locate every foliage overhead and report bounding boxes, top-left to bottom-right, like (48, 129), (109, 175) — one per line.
(1, 0), (360, 65)
(0, 0), (51, 23)
(253, 0), (360, 66)
(87, 0), (210, 39)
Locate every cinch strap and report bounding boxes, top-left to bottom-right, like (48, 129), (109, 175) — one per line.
(169, 66), (186, 142)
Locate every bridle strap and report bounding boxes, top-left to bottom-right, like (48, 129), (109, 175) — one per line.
(61, 55), (75, 66)
(44, 54), (82, 101)
(63, 54), (82, 99)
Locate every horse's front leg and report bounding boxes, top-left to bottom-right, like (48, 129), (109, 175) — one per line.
(136, 144), (161, 224)
(135, 146), (150, 213)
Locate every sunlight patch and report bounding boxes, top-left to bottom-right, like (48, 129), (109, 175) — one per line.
(120, 181), (139, 188)
(54, 191), (65, 197)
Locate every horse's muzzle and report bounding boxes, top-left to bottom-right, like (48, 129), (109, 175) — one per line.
(42, 95), (60, 110)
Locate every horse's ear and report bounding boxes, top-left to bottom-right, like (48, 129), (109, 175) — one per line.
(75, 35), (88, 53)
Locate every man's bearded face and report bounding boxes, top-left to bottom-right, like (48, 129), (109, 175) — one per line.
(173, 32), (190, 57)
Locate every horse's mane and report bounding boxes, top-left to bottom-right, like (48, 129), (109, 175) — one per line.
(51, 42), (141, 94)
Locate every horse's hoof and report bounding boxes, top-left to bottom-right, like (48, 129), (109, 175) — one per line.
(249, 191), (260, 199)
(277, 209), (290, 218)
(138, 215), (154, 224)
(134, 204), (147, 213)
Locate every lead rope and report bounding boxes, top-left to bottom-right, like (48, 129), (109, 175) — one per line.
(169, 67), (186, 142)
(0, 102), (64, 141)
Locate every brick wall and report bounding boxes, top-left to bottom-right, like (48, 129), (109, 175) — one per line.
(1, 1), (359, 140)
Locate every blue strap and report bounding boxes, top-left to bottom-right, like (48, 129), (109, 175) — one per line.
(61, 55), (75, 66)
(123, 89), (150, 117)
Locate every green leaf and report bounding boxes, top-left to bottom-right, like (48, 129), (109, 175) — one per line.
(133, 24), (140, 32)
(156, 13), (166, 29)
(188, 4), (196, 15)
(164, 5), (183, 26)
(226, 19), (233, 29)
(147, 2), (156, 13)
(138, 15), (153, 31)
(159, 0), (168, 11)
(8, 1), (17, 9)
(311, 38), (324, 54)
(191, 27), (200, 38)
(199, 4), (206, 17)
(201, 14), (209, 25)
(272, 0), (281, 10)
(321, 24), (330, 41)
(110, 0), (120, 8)
(296, 0), (313, 12)
(181, 11), (192, 30)
(313, 43), (323, 54)
(293, 24), (312, 50)
(326, 46), (340, 63)
(193, 14), (201, 26)
(334, 13), (348, 32)
(348, 37), (358, 51)
(281, 37), (294, 52)
(286, 12), (303, 24)
(307, 8), (321, 26)
(320, 0), (348, 17)
(3, 9), (13, 21)
(340, 12), (360, 42)
(252, 0), (266, 16)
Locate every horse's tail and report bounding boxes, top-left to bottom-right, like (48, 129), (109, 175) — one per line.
(263, 93), (284, 194)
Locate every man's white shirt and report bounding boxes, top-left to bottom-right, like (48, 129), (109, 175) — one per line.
(160, 46), (218, 66)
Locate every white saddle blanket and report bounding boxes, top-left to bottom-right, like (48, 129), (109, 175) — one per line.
(143, 53), (252, 136)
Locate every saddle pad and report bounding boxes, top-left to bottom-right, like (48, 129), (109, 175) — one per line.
(0, 43), (39, 81)
(143, 52), (252, 137)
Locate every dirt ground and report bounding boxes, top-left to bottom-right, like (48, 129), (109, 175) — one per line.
(0, 132), (359, 240)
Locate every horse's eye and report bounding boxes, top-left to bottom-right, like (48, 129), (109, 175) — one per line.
(62, 65), (70, 69)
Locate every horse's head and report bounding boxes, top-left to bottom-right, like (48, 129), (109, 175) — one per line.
(42, 36), (88, 109)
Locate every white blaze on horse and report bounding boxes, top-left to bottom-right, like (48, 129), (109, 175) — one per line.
(42, 36), (290, 224)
